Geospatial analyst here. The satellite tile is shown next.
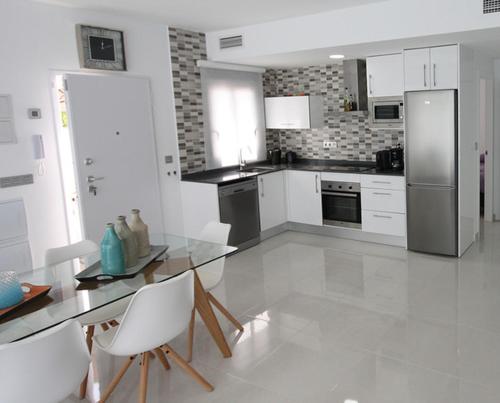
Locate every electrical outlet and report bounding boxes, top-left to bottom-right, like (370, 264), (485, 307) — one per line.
(323, 141), (337, 149)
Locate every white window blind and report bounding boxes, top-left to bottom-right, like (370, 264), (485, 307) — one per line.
(201, 68), (266, 169)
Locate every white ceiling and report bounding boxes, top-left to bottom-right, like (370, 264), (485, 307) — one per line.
(230, 28), (500, 68)
(36, 0), (389, 31)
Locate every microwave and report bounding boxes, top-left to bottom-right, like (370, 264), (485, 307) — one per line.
(369, 97), (404, 127)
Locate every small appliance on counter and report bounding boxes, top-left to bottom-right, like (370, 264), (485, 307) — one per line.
(376, 149), (392, 171)
(285, 151), (297, 163)
(390, 144), (404, 171)
(269, 148), (281, 165)
(375, 145), (404, 172)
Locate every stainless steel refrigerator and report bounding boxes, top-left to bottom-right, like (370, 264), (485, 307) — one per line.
(405, 90), (458, 256)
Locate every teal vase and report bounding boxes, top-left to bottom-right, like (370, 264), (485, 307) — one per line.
(100, 223), (125, 275)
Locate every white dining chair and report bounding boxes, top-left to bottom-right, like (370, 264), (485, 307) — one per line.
(45, 239), (132, 399)
(93, 270), (213, 403)
(187, 221), (243, 362)
(0, 319), (90, 403)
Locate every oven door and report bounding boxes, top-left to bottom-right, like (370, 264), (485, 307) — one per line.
(322, 190), (361, 228)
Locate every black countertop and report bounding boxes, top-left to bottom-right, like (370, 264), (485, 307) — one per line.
(181, 159), (404, 186)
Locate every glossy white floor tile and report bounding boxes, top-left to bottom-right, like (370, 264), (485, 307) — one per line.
(72, 222), (500, 402)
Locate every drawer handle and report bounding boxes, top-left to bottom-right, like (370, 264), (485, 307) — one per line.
(373, 214), (392, 219)
(373, 192), (391, 196)
(372, 181), (391, 184)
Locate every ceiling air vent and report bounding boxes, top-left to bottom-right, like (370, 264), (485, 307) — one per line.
(219, 35), (243, 49)
(484, 0), (500, 13)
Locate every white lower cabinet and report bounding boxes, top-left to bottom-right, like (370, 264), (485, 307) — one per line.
(286, 170), (322, 226)
(361, 174), (406, 237)
(362, 210), (406, 237)
(258, 171), (287, 231)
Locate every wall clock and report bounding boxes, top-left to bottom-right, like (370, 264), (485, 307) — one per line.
(76, 25), (126, 71)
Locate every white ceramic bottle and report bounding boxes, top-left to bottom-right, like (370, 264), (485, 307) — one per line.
(129, 209), (151, 257)
(115, 216), (139, 268)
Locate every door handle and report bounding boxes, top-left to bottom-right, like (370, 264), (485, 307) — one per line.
(433, 63), (437, 87)
(260, 177), (264, 197)
(369, 74), (373, 95)
(315, 174), (319, 193)
(423, 64), (427, 87)
(87, 175), (104, 183)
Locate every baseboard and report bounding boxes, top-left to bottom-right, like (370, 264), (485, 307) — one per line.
(286, 222), (407, 248)
(260, 223), (288, 241)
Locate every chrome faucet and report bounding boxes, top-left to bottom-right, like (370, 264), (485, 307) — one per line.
(239, 149), (247, 171)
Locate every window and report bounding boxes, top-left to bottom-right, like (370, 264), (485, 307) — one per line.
(201, 68), (266, 169)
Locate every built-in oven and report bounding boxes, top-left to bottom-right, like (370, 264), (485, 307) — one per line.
(321, 181), (361, 229)
(369, 96), (404, 127)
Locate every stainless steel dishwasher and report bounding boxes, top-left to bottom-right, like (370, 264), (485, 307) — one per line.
(218, 178), (261, 250)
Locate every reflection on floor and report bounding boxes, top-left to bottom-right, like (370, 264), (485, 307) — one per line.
(68, 222), (500, 402)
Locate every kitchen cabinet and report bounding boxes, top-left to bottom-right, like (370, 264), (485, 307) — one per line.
(361, 174), (406, 237)
(265, 96), (324, 129)
(430, 45), (458, 90)
(404, 45), (458, 91)
(286, 170), (322, 225)
(258, 171), (287, 231)
(366, 54), (404, 97)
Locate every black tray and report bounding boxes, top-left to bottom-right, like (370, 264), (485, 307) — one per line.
(74, 245), (169, 282)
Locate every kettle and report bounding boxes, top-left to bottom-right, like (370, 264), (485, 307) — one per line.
(285, 151), (297, 163)
(270, 149), (282, 165)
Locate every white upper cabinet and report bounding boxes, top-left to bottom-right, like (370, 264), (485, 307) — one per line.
(265, 96), (324, 129)
(366, 54), (403, 97)
(258, 171), (287, 231)
(286, 170), (322, 226)
(430, 45), (458, 90)
(404, 45), (458, 91)
(404, 48), (431, 91)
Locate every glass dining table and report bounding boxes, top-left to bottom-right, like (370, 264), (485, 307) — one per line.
(0, 233), (237, 358)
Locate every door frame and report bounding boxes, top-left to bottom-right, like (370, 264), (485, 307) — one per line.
(48, 69), (165, 243)
(479, 77), (494, 222)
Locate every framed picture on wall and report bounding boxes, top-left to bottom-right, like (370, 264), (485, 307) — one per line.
(76, 25), (126, 71)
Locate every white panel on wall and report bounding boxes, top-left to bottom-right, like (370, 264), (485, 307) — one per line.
(0, 241), (32, 273)
(0, 199), (31, 272)
(0, 95), (16, 143)
(0, 199), (28, 242)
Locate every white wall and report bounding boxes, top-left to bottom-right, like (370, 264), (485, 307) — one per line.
(494, 60), (500, 220)
(0, 0), (183, 267)
(206, 0), (500, 62)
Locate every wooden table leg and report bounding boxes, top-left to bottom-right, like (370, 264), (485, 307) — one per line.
(193, 270), (232, 358)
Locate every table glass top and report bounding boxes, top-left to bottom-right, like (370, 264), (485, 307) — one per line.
(0, 233), (236, 344)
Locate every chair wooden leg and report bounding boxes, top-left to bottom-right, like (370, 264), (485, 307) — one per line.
(162, 344), (214, 392)
(100, 323), (110, 332)
(154, 348), (170, 370)
(139, 352), (150, 403)
(99, 355), (136, 403)
(187, 308), (195, 362)
(207, 292), (244, 332)
(79, 325), (95, 399)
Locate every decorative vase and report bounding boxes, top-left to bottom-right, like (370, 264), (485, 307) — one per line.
(115, 215), (139, 268)
(129, 209), (151, 258)
(100, 223), (125, 275)
(0, 271), (24, 309)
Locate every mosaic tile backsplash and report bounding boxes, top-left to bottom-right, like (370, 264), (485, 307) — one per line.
(169, 27), (207, 175)
(263, 64), (404, 161)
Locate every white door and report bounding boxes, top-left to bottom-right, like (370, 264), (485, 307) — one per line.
(258, 171), (287, 231)
(265, 96), (310, 129)
(430, 45), (458, 90)
(286, 170), (322, 225)
(404, 48), (431, 91)
(64, 74), (164, 244)
(366, 54), (403, 97)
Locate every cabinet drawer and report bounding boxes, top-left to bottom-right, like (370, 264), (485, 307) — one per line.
(320, 172), (360, 183)
(362, 211), (406, 237)
(361, 189), (405, 213)
(361, 175), (405, 190)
